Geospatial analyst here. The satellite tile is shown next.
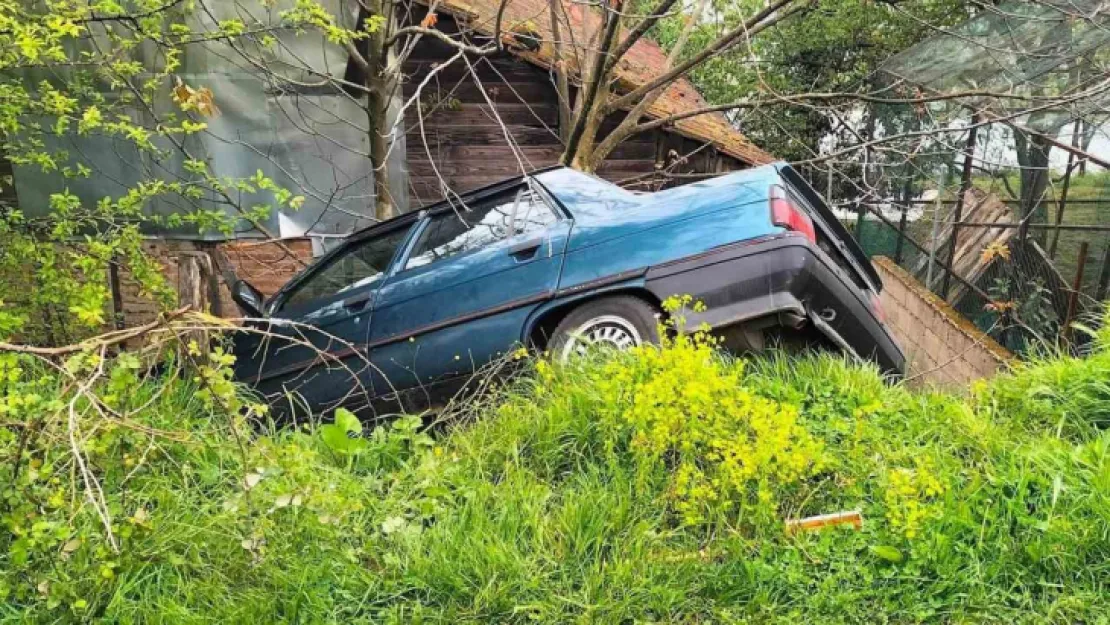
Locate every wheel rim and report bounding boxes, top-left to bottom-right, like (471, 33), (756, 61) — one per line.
(560, 315), (642, 361)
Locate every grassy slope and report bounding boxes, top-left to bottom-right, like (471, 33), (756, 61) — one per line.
(2, 320), (1109, 623)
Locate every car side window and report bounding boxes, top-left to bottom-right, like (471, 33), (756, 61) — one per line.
(281, 226), (411, 312)
(404, 185), (559, 271)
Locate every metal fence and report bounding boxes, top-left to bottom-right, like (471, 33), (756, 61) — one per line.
(847, 196), (1110, 357)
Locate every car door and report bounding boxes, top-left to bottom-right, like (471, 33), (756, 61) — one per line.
(366, 181), (569, 395)
(234, 220), (416, 414)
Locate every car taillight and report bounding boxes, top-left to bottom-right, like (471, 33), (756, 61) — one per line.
(868, 291), (887, 324)
(770, 185), (816, 244)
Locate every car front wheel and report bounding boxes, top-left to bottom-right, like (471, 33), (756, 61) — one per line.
(549, 296), (661, 362)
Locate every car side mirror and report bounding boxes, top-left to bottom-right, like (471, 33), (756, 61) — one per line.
(229, 278), (264, 318)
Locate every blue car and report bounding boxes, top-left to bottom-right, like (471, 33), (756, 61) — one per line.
(229, 163), (905, 419)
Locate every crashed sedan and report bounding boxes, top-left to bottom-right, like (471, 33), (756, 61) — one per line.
(229, 163), (905, 418)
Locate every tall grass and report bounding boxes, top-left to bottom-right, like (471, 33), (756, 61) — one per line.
(2, 314), (1109, 622)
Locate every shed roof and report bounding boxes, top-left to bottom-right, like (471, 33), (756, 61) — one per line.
(421, 0), (775, 166)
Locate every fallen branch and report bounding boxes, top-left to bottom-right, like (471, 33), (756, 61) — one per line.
(0, 307), (191, 357)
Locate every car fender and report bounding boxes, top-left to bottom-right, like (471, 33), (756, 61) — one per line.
(520, 273), (652, 345)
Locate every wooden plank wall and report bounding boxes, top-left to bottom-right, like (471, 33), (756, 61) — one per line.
(401, 14), (745, 207)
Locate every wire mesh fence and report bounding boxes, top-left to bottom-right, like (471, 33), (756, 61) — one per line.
(849, 194), (1110, 357)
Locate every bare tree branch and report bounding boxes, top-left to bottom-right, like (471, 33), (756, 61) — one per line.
(604, 0), (680, 74)
(605, 0), (801, 113)
(589, 0), (710, 165)
(561, 0), (625, 165)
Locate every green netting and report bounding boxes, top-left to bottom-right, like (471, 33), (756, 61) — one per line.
(881, 0), (1110, 132)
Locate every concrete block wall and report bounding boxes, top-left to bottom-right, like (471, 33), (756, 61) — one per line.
(874, 256), (1012, 389)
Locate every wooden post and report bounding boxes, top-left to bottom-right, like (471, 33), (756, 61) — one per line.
(1095, 242), (1110, 303)
(202, 245), (223, 317)
(176, 251), (213, 353)
(941, 118), (979, 298)
(177, 254), (206, 312)
(1062, 241), (1089, 346)
(108, 256), (125, 331)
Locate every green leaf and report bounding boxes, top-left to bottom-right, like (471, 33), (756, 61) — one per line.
(870, 545), (904, 564)
(334, 408), (362, 435)
(320, 408), (367, 455)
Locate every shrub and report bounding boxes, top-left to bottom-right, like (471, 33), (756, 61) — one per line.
(0, 351), (385, 622)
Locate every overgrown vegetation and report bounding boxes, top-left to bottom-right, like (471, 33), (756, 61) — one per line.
(3, 307), (1109, 623)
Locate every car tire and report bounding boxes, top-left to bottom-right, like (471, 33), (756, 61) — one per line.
(549, 296), (661, 362)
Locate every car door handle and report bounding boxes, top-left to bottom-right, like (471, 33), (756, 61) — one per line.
(342, 292), (371, 310)
(508, 238), (542, 259)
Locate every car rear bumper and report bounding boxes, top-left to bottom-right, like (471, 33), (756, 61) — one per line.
(644, 233), (906, 376)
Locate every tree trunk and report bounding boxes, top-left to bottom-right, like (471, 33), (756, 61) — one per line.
(366, 0), (397, 221)
(1014, 130), (1053, 245)
(587, 0), (710, 167)
(569, 82), (611, 173)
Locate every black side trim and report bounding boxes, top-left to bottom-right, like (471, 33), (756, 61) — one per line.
(553, 268), (647, 298)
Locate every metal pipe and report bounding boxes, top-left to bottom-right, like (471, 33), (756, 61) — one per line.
(941, 119), (979, 298)
(922, 222), (1110, 232)
(925, 167), (947, 291)
(1095, 242), (1110, 303)
(1048, 120), (1082, 259)
(874, 199), (1106, 206)
(1063, 241), (1089, 346)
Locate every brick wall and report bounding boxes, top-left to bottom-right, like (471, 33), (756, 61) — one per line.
(874, 256), (1012, 389)
(219, 239), (316, 298)
(116, 238), (315, 327)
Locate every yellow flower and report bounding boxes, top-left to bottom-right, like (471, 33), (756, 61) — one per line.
(980, 240), (1011, 264)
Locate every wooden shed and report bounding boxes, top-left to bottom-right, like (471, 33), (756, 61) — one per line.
(397, 0), (775, 206)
